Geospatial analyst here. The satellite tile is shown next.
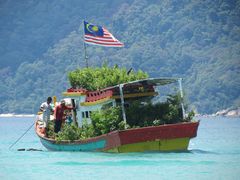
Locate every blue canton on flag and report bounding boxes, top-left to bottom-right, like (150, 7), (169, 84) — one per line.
(84, 21), (124, 47)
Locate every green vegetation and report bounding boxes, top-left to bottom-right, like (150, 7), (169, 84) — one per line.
(90, 106), (126, 136)
(0, 0), (239, 114)
(55, 124), (82, 142)
(46, 107), (125, 141)
(48, 94), (195, 141)
(68, 65), (148, 90)
(46, 65), (194, 141)
(126, 94), (185, 127)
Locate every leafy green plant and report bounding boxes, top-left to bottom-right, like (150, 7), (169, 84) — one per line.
(184, 110), (195, 122)
(46, 94), (193, 141)
(125, 93), (188, 127)
(80, 119), (95, 139)
(90, 106), (126, 136)
(68, 64), (148, 90)
(152, 119), (163, 126)
(46, 121), (55, 139)
(55, 123), (81, 142)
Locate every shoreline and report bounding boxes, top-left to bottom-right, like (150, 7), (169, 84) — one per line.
(1, 114), (238, 118)
(0, 113), (35, 118)
(195, 107), (240, 118)
(195, 114), (240, 118)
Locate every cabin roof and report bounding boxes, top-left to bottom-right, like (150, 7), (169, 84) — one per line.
(62, 78), (180, 98)
(103, 77), (180, 90)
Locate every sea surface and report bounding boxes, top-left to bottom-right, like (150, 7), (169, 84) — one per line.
(0, 116), (240, 180)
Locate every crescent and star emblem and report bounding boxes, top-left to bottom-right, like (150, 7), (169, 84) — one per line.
(86, 24), (99, 33)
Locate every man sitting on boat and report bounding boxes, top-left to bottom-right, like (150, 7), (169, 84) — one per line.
(54, 99), (74, 133)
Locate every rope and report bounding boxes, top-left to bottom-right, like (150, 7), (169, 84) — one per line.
(9, 121), (35, 150)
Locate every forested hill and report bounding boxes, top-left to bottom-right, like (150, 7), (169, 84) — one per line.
(0, 0), (239, 114)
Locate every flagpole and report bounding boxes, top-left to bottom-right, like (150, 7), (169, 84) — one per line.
(84, 42), (88, 68)
(83, 20), (88, 68)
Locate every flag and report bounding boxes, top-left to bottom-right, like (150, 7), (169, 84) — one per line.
(84, 21), (124, 47)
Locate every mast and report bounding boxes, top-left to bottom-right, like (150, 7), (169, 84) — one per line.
(71, 99), (77, 126)
(178, 78), (186, 119)
(119, 84), (127, 129)
(83, 42), (88, 68)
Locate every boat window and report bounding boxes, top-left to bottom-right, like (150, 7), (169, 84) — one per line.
(86, 111), (89, 118)
(81, 111), (91, 118)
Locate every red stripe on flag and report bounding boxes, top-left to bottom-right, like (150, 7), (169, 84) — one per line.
(84, 34), (112, 39)
(85, 39), (124, 47)
(84, 26), (124, 47)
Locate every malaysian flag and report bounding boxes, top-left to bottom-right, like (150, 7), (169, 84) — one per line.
(84, 21), (124, 47)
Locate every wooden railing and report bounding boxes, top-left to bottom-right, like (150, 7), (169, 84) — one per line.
(86, 90), (113, 102)
(67, 88), (88, 93)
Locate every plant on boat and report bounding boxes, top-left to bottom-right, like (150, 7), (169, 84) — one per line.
(90, 106), (126, 136)
(68, 64), (148, 90)
(125, 93), (185, 127)
(88, 93), (191, 136)
(55, 123), (82, 142)
(46, 121), (55, 138)
(79, 119), (95, 139)
(47, 93), (193, 140)
(48, 66), (194, 140)
(51, 107), (125, 141)
(184, 110), (195, 122)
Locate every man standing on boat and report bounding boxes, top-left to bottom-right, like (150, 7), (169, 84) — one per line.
(40, 97), (54, 128)
(54, 99), (74, 133)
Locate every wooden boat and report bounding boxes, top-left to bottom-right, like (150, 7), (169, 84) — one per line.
(35, 78), (199, 152)
(35, 120), (199, 152)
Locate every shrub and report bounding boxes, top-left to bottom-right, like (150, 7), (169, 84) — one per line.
(47, 93), (193, 141)
(68, 64), (148, 90)
(125, 93), (185, 126)
(90, 106), (126, 136)
(55, 123), (81, 142)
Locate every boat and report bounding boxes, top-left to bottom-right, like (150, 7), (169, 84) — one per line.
(35, 77), (199, 152)
(35, 121), (199, 152)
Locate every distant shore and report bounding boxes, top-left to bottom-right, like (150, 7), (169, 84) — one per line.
(195, 107), (240, 118)
(1, 108), (239, 118)
(0, 113), (35, 118)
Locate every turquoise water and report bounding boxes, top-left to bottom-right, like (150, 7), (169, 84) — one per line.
(0, 117), (240, 180)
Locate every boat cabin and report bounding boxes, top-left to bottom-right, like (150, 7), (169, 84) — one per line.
(61, 78), (185, 127)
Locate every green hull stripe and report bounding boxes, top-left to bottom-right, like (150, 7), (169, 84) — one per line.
(106, 138), (190, 153)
